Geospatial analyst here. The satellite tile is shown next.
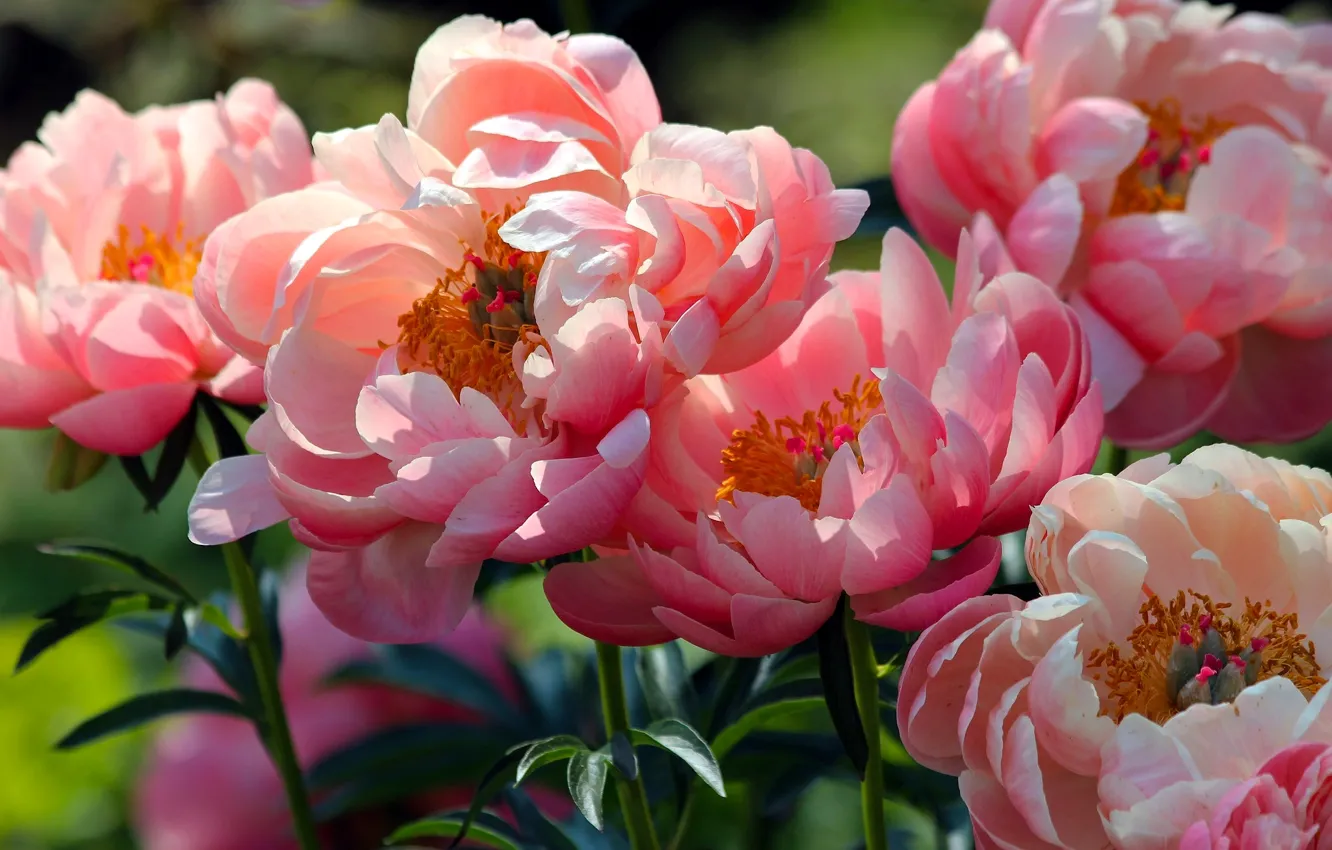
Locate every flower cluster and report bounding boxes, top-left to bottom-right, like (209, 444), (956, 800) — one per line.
(895, 0), (1332, 447)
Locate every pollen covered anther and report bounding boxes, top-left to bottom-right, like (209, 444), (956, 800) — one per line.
(1111, 99), (1233, 216)
(717, 375), (883, 512)
(100, 223), (201, 295)
(1088, 590), (1325, 722)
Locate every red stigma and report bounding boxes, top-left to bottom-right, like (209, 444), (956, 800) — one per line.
(1251, 637), (1271, 652)
(485, 291), (507, 313)
(465, 252), (486, 271)
(1179, 624), (1194, 646)
(460, 286), (481, 304)
(1204, 653), (1223, 671)
(1196, 667), (1217, 683)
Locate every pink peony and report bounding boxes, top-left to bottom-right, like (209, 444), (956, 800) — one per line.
(499, 123), (870, 376)
(897, 444), (1332, 849)
(1178, 742), (1332, 849)
(188, 17), (864, 645)
(892, 0), (1332, 447)
(0, 80), (314, 455)
(542, 228), (1101, 656)
(134, 566), (516, 850)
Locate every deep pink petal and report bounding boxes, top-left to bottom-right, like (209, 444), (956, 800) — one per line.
(544, 556), (676, 646)
(50, 381), (198, 456)
(852, 536), (1003, 631)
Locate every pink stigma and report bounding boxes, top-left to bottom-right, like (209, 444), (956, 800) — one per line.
(1251, 637), (1271, 652)
(831, 424), (856, 449)
(1199, 614), (1213, 632)
(507, 250), (524, 270)
(785, 437), (807, 455)
(1199, 145), (1212, 165)
(810, 445), (825, 463)
(1139, 148), (1161, 169)
(465, 252), (486, 271)
(485, 291), (507, 313)
(129, 254), (155, 282)
(1178, 624), (1194, 646)
(460, 286), (481, 304)
(1204, 653), (1223, 671)
(1176, 151), (1194, 173)
(1196, 667), (1217, 684)
(1229, 655), (1246, 670)
(503, 288), (522, 303)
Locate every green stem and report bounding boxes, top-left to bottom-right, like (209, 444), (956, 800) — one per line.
(1107, 442), (1130, 476)
(190, 444), (321, 850)
(845, 610), (887, 850)
(596, 641), (661, 850)
(666, 788), (697, 850)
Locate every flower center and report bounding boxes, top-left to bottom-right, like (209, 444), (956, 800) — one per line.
(1087, 590), (1323, 723)
(100, 224), (201, 295)
(717, 376), (882, 512)
(1110, 100), (1234, 217)
(395, 208), (547, 432)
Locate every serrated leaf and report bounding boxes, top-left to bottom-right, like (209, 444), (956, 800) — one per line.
(385, 817), (522, 849)
(636, 642), (691, 721)
(631, 719), (724, 797)
(38, 542), (197, 603)
(816, 598), (867, 777)
(514, 734), (587, 784)
(566, 750), (611, 831)
(325, 644), (522, 730)
(57, 689), (250, 749)
(610, 730), (638, 781)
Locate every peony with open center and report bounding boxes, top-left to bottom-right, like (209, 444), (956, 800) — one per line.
(0, 81), (314, 455)
(543, 227), (1101, 656)
(898, 444), (1332, 850)
(892, 0), (1332, 448)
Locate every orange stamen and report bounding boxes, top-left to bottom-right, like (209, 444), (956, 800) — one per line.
(1110, 100), (1234, 217)
(99, 224), (201, 295)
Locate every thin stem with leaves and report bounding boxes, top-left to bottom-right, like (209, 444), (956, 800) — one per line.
(846, 609), (887, 850)
(189, 442), (321, 850)
(596, 640), (661, 850)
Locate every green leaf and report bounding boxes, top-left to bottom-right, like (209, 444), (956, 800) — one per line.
(816, 597), (867, 777)
(118, 455), (154, 507)
(324, 644), (522, 730)
(445, 749), (524, 850)
(116, 613), (258, 704)
(385, 817), (522, 850)
(514, 734), (587, 784)
(307, 722), (509, 795)
(17, 591), (173, 673)
(566, 749), (611, 831)
(710, 697), (829, 762)
(609, 730), (638, 782)
(57, 689), (250, 749)
(147, 399), (198, 510)
(194, 602), (242, 639)
(197, 393), (250, 460)
(502, 787), (580, 850)
(631, 719), (725, 797)
(164, 604), (188, 660)
(636, 642), (692, 721)
(38, 542), (197, 604)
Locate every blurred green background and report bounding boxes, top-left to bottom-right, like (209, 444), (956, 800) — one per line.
(1, 0), (1328, 847)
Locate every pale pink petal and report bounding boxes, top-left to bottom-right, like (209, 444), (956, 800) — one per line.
(1027, 628), (1115, 776)
(1005, 174), (1083, 287)
(1038, 97), (1148, 183)
(204, 356), (266, 405)
(879, 228), (954, 391)
(842, 475), (934, 596)
(890, 84), (973, 255)
(188, 454), (291, 545)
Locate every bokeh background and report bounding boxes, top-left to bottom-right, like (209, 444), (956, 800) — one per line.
(1, 0), (1329, 847)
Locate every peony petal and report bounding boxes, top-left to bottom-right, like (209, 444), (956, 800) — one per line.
(50, 382), (198, 456)
(853, 536), (1003, 631)
(188, 454), (291, 545)
(545, 555), (675, 646)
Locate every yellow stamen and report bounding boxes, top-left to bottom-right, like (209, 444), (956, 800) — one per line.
(1087, 590), (1323, 723)
(1110, 99), (1234, 217)
(394, 207), (548, 432)
(100, 224), (201, 295)
(717, 376), (883, 512)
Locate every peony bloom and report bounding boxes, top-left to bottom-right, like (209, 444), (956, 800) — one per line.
(897, 444), (1332, 850)
(892, 0), (1332, 447)
(134, 567), (515, 850)
(188, 17), (864, 645)
(1178, 742), (1332, 849)
(542, 228), (1101, 656)
(0, 80), (314, 455)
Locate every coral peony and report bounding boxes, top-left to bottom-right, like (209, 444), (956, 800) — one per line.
(188, 16), (864, 644)
(892, 0), (1332, 447)
(897, 444), (1332, 849)
(1177, 742), (1332, 849)
(542, 227), (1101, 656)
(0, 80), (314, 455)
(134, 566), (515, 850)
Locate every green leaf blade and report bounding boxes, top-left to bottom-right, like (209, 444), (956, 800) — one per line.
(566, 750), (611, 831)
(514, 734), (588, 785)
(57, 689), (250, 750)
(632, 719), (726, 797)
